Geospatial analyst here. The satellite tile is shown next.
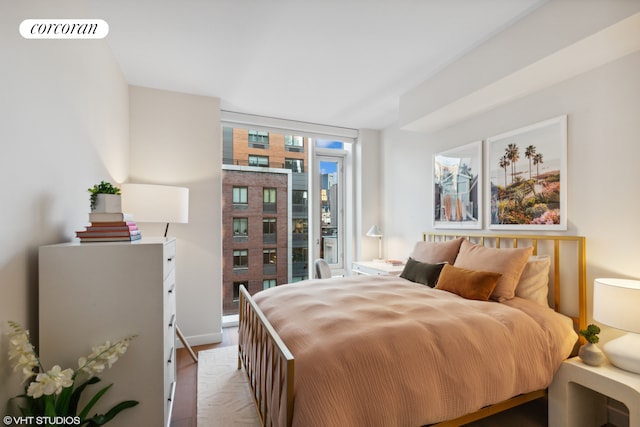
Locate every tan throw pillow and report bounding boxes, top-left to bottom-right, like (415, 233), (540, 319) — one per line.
(453, 239), (533, 302)
(515, 255), (551, 306)
(409, 237), (464, 265)
(435, 264), (501, 301)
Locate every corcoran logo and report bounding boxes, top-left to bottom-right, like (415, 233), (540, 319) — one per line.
(19, 19), (109, 39)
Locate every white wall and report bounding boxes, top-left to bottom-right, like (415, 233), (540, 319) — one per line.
(356, 129), (384, 261)
(128, 86), (222, 345)
(382, 4), (640, 343)
(0, 0), (129, 408)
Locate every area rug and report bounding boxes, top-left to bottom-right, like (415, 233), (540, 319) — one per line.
(197, 346), (261, 427)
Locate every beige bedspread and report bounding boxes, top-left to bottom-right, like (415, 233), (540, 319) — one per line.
(253, 275), (577, 427)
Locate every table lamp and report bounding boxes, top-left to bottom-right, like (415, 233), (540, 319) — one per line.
(121, 183), (197, 363)
(366, 225), (383, 260)
(121, 183), (189, 236)
(593, 278), (640, 373)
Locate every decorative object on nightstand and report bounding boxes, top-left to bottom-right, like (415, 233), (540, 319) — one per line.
(366, 225), (383, 260)
(88, 180), (122, 212)
(594, 277), (640, 374)
(578, 324), (605, 366)
(121, 183), (197, 364)
(77, 181), (142, 242)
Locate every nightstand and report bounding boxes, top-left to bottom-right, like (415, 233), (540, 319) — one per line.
(549, 357), (639, 427)
(352, 260), (404, 276)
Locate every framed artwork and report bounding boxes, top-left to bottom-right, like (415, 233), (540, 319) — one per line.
(433, 141), (482, 229)
(486, 115), (567, 230)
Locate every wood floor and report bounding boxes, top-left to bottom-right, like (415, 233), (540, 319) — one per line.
(170, 327), (237, 427)
(169, 327), (549, 427)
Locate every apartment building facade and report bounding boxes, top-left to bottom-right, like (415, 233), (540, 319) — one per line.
(221, 127), (309, 315)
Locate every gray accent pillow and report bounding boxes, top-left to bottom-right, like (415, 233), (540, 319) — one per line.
(400, 258), (446, 287)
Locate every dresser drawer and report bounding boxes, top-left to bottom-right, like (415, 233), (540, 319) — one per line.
(164, 239), (176, 279)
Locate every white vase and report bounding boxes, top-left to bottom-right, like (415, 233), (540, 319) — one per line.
(578, 343), (606, 366)
(93, 194), (122, 213)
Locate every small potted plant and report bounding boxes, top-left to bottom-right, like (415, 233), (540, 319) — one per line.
(88, 181), (121, 213)
(578, 324), (605, 366)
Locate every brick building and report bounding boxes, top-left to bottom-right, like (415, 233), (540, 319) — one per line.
(221, 128), (309, 315)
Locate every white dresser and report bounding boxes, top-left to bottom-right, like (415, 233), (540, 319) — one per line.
(39, 237), (177, 427)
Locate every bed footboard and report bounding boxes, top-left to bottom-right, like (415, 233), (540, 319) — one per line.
(238, 285), (294, 427)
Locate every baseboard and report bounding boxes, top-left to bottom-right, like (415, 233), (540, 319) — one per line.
(175, 331), (223, 348)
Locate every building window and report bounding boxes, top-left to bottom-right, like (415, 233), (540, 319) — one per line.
(292, 190), (307, 214)
(285, 135), (304, 152)
(285, 158), (304, 173)
(249, 155), (269, 167)
(263, 218), (277, 244)
(263, 248), (277, 265)
(263, 188), (276, 212)
(233, 281), (248, 302)
(233, 187), (248, 205)
(263, 249), (277, 276)
(248, 130), (269, 148)
(233, 249), (248, 269)
(263, 279), (276, 290)
(233, 218), (248, 237)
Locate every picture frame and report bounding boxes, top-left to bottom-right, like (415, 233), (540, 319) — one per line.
(433, 140), (482, 229)
(486, 115), (567, 230)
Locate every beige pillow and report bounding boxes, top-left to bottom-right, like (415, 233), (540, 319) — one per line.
(409, 237), (464, 265)
(515, 255), (551, 306)
(436, 264), (501, 301)
(453, 240), (532, 302)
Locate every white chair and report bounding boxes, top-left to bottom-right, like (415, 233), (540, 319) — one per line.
(314, 259), (332, 279)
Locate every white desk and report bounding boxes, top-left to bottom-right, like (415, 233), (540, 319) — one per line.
(352, 260), (404, 276)
(549, 357), (638, 427)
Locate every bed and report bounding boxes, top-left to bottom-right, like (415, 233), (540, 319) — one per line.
(238, 233), (587, 427)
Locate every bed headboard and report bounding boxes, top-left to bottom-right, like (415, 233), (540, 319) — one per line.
(423, 232), (587, 336)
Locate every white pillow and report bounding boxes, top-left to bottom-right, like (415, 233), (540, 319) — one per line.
(515, 255), (551, 306)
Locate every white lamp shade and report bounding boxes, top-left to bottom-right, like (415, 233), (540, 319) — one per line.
(593, 278), (640, 334)
(121, 184), (189, 224)
(366, 225), (383, 237)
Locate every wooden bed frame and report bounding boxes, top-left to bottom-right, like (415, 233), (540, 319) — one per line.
(238, 233), (587, 427)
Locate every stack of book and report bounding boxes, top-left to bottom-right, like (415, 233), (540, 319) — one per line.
(76, 212), (142, 242)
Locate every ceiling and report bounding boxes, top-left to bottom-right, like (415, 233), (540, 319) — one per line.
(87, 0), (547, 130)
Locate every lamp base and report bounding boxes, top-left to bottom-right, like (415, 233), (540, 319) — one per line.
(603, 333), (640, 374)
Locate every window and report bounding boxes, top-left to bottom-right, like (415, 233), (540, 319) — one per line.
(285, 135), (304, 152)
(263, 188), (276, 212)
(263, 279), (276, 290)
(263, 248), (277, 275)
(233, 218), (248, 237)
(263, 248), (277, 265)
(233, 187), (248, 204)
(248, 130), (269, 147)
(249, 155), (269, 167)
(221, 114), (356, 318)
(233, 281), (248, 302)
(316, 155), (345, 267)
(285, 158), (304, 173)
(263, 218), (277, 243)
(292, 190), (307, 214)
(233, 249), (248, 269)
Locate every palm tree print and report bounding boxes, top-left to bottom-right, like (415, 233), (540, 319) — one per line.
(525, 145), (536, 179)
(533, 153), (544, 177)
(505, 143), (520, 183)
(499, 155), (510, 187)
